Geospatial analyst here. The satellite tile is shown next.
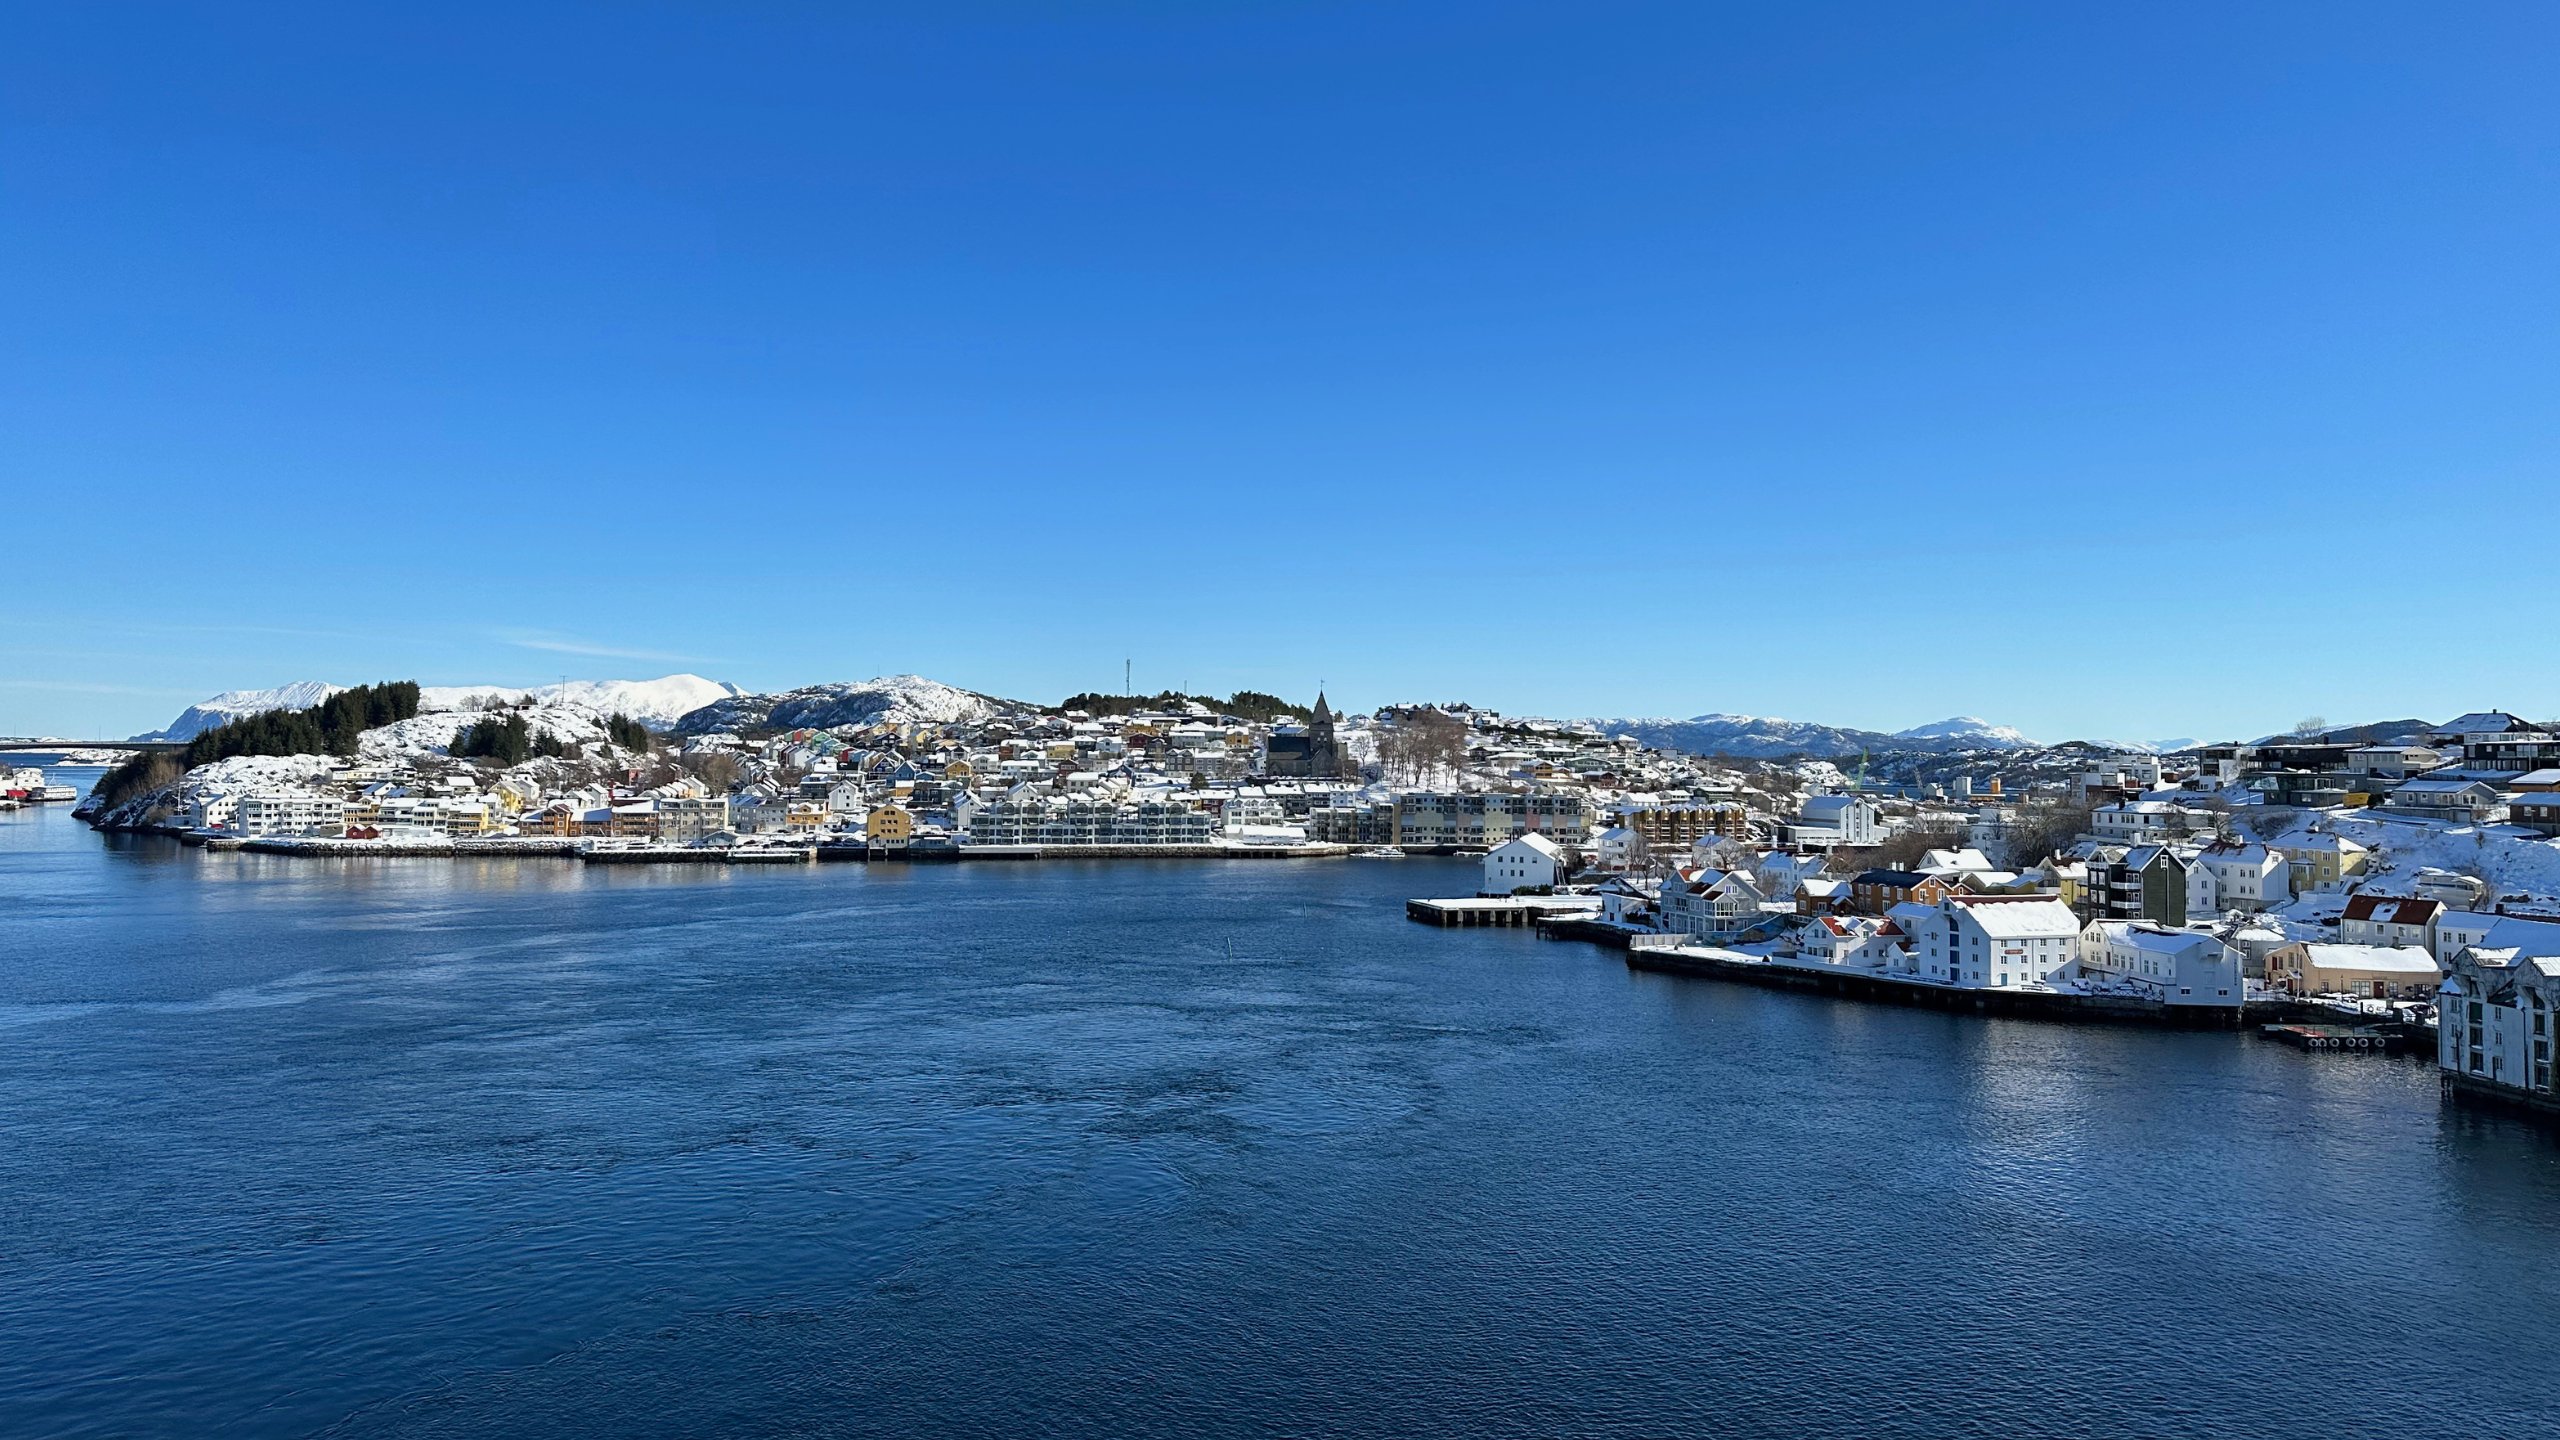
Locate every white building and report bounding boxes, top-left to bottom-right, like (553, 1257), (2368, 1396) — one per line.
(233, 791), (347, 837)
(2089, 800), (2212, 846)
(1906, 895), (2080, 989)
(2437, 917), (2560, 1106)
(2077, 921), (2244, 1007)
(2433, 910), (2503, 968)
(2193, 842), (2291, 912)
(1793, 795), (1881, 849)
(1482, 834), (1566, 895)
(1656, 867), (1776, 940)
(659, 795), (732, 845)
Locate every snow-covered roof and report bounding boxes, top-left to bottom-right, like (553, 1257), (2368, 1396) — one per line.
(1949, 897), (2080, 938)
(2289, 943), (2442, 975)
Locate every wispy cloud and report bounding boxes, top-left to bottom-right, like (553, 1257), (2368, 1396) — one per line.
(497, 630), (706, 663)
(0, 679), (206, 697)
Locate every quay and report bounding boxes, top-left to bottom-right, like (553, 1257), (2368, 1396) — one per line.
(1616, 940), (2241, 1028)
(1406, 895), (1603, 928)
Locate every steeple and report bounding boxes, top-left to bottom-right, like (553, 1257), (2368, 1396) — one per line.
(1312, 691), (1332, 723)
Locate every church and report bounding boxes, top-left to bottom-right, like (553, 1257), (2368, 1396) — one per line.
(1261, 693), (1343, 778)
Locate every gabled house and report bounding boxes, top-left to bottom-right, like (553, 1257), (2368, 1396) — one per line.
(2078, 922), (2245, 1007)
(2438, 916), (2560, 1108)
(2338, 894), (2442, 951)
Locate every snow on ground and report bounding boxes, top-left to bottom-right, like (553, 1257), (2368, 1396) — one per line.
(672, 675), (1002, 735)
(360, 705), (614, 760)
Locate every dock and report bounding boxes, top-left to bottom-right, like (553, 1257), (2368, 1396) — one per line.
(1406, 895), (1603, 928)
(2256, 1023), (2409, 1055)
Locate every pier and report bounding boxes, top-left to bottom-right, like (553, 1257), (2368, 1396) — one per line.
(1406, 895), (1603, 928)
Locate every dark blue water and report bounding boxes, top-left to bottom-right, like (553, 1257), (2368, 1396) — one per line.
(4, 799), (2557, 1439)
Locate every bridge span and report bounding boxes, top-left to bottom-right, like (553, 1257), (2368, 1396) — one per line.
(0, 738), (185, 754)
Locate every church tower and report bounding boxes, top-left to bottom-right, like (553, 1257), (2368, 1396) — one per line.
(1309, 692), (1339, 777)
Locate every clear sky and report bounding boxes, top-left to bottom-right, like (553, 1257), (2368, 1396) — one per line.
(5, 2), (2555, 743)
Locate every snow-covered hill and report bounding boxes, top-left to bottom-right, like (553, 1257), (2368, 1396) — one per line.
(360, 706), (616, 761)
(132, 681), (344, 742)
(1892, 716), (2036, 749)
(418, 674), (739, 728)
(673, 675), (1001, 735)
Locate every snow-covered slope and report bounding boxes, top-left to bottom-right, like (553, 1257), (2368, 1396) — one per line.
(418, 674), (739, 728)
(132, 682), (345, 742)
(673, 675), (1000, 735)
(1892, 716), (2035, 748)
(360, 706), (614, 761)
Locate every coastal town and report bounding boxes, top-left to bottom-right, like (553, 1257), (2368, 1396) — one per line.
(22, 675), (2560, 1126)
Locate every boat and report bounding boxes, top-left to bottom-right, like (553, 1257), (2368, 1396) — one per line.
(37, 785), (78, 802)
(1352, 845), (1406, 859)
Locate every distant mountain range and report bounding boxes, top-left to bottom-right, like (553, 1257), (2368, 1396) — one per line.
(1584, 712), (2046, 760)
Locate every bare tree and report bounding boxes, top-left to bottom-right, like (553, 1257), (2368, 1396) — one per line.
(684, 750), (744, 791)
(1996, 799), (2094, 869)
(2292, 716), (2329, 738)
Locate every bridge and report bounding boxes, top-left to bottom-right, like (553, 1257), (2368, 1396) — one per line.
(0, 738), (186, 754)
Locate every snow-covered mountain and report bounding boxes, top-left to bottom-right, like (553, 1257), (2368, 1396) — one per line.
(672, 675), (1002, 735)
(418, 674), (739, 728)
(1892, 716), (2036, 749)
(138, 675), (739, 741)
(1589, 711), (2042, 759)
(132, 682), (346, 742)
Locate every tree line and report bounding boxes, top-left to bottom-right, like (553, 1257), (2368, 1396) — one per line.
(90, 681), (422, 813)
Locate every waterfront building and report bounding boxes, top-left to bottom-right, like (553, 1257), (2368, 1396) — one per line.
(1481, 834), (1565, 896)
(658, 795), (731, 845)
(1655, 868), (1780, 941)
(2076, 922), (2244, 1007)
(2438, 917), (2560, 1109)
(2263, 941), (2441, 999)
(1392, 790), (1593, 850)
(232, 791), (348, 837)
(965, 797), (1217, 847)
(1905, 895), (2080, 989)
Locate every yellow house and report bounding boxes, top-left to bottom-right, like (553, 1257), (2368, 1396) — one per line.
(944, 759), (975, 781)
(2275, 835), (2370, 894)
(866, 804), (917, 847)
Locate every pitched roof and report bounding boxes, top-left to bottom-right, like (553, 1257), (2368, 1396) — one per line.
(2341, 894), (2442, 926)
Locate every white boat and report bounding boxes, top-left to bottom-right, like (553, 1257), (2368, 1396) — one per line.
(1351, 845), (1406, 859)
(37, 785), (78, 802)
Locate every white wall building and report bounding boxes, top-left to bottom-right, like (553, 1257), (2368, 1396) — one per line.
(2077, 921), (2244, 1007)
(233, 791), (347, 837)
(1907, 896), (2081, 989)
(1793, 795), (1881, 849)
(2193, 843), (2291, 912)
(1482, 834), (1566, 895)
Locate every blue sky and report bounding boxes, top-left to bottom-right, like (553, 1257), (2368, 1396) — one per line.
(5, 2), (2555, 743)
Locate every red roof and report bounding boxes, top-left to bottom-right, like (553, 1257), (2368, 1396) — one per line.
(2341, 894), (2442, 926)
